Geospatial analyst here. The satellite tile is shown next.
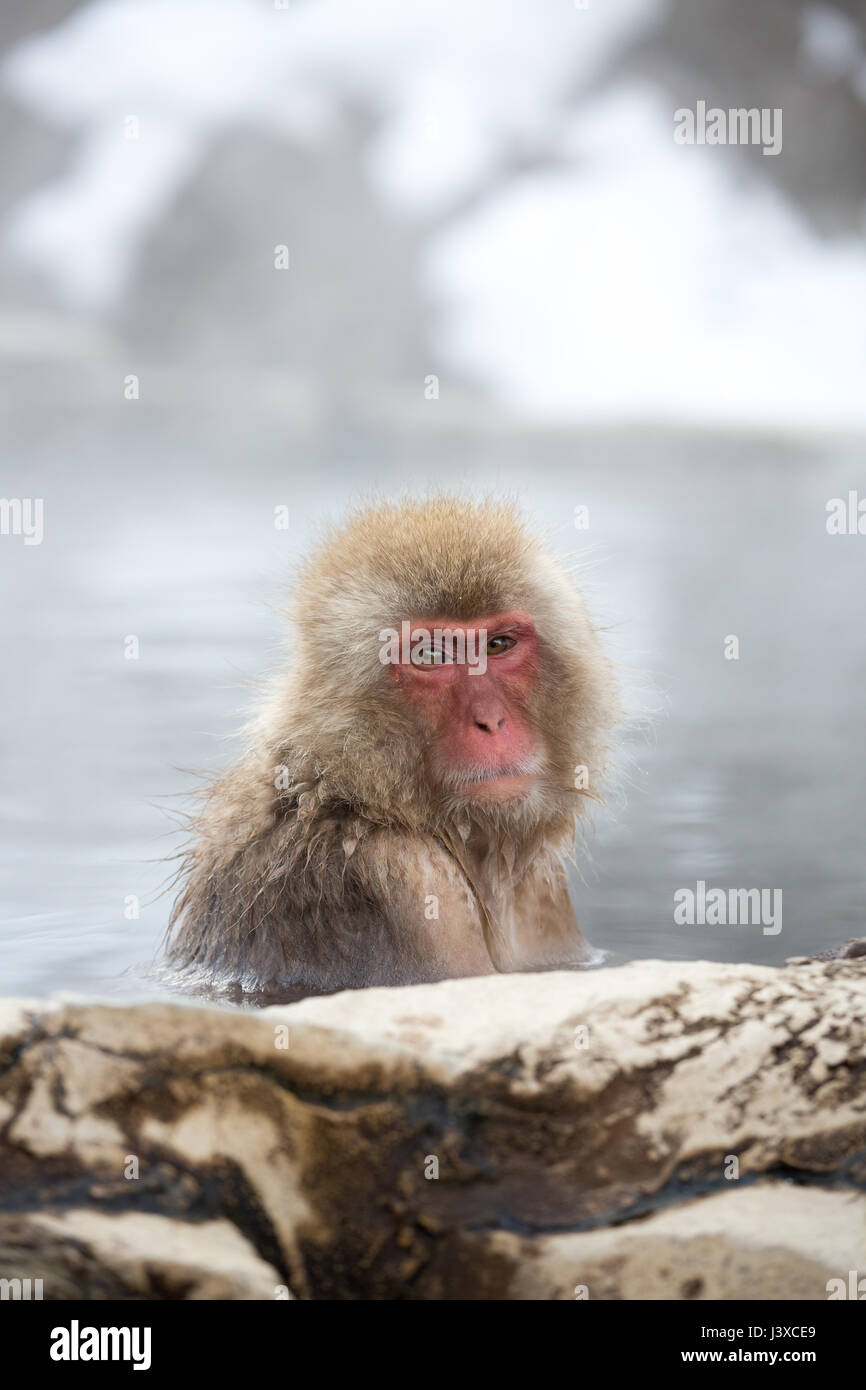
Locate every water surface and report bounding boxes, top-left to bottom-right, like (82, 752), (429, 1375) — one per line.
(2, 426), (863, 1000)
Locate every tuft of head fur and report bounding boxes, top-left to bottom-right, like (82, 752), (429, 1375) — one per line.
(166, 495), (619, 989)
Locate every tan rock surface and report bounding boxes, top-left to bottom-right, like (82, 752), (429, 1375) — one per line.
(0, 959), (863, 1298)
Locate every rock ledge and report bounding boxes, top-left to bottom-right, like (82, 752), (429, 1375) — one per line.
(1, 958), (864, 1299)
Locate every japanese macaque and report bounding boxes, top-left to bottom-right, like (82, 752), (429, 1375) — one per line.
(167, 497), (618, 995)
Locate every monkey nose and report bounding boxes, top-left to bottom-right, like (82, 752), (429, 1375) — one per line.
(473, 713), (506, 735)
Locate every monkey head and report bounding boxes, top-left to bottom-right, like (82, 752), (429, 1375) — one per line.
(265, 496), (618, 849)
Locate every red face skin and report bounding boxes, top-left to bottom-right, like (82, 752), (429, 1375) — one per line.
(389, 610), (541, 802)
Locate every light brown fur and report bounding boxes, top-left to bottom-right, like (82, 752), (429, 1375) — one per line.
(166, 496), (619, 995)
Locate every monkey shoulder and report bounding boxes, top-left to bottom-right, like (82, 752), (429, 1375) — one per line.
(508, 850), (592, 969)
(348, 827), (480, 916)
(346, 827), (495, 980)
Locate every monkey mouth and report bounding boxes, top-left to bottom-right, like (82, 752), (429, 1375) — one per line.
(442, 759), (542, 801)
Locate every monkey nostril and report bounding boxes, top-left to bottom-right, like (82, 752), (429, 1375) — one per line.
(475, 715), (506, 735)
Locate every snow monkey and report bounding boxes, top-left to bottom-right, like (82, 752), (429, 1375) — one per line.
(167, 496), (618, 995)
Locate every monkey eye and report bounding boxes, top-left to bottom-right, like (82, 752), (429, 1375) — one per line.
(487, 635), (516, 656)
(411, 645), (448, 667)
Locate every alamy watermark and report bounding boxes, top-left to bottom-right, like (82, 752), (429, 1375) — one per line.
(50, 1322), (151, 1370)
(674, 102), (782, 156)
(379, 622), (488, 675)
(827, 1271), (866, 1299)
(674, 879), (782, 936)
(0, 497), (43, 545)
(826, 491), (866, 534)
(1, 1276), (43, 1299)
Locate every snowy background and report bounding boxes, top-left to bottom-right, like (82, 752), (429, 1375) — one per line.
(1, 0), (865, 997)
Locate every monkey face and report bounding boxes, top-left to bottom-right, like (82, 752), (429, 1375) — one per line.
(387, 610), (543, 803)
